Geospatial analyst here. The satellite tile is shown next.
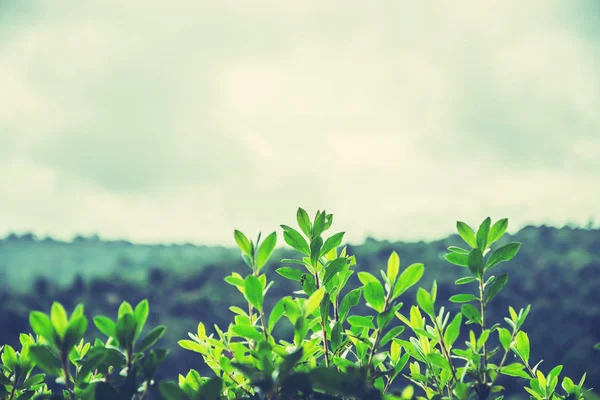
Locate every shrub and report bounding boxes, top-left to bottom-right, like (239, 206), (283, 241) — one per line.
(0, 208), (593, 399)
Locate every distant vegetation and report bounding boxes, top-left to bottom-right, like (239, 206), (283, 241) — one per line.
(1, 223), (599, 398)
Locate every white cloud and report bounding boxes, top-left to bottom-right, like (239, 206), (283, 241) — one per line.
(0, 0), (598, 245)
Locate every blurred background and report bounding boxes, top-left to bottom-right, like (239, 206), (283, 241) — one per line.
(0, 0), (599, 398)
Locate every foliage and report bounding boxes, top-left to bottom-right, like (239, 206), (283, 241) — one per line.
(1, 208), (596, 399)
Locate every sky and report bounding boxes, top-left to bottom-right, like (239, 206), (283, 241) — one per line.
(0, 0), (599, 246)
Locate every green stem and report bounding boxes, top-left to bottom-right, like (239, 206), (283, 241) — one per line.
(479, 279), (488, 384)
(61, 352), (76, 400)
(489, 328), (517, 388)
(433, 318), (457, 387)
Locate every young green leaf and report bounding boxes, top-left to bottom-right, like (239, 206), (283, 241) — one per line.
(310, 236), (323, 267)
(461, 304), (482, 324)
(29, 311), (57, 345)
(455, 277), (478, 285)
(515, 331), (530, 363)
(234, 229), (253, 256)
(486, 273), (509, 303)
(449, 294), (478, 303)
(338, 288), (362, 322)
(244, 275), (264, 311)
(320, 232), (345, 257)
(476, 217), (491, 251)
(296, 207), (312, 237)
(380, 326), (406, 347)
(456, 221), (477, 248)
(468, 248), (484, 277)
(305, 286), (325, 316)
(387, 251), (400, 284)
(322, 257), (347, 286)
(364, 281), (386, 313)
(393, 263), (424, 298)
(416, 288), (434, 317)
(444, 253), (469, 267)
(486, 242), (521, 271)
(137, 326), (167, 352)
(489, 218), (508, 245)
(347, 316), (375, 329)
(443, 313), (462, 348)
(134, 299), (149, 338)
(50, 302), (68, 339)
(281, 225), (310, 255)
(256, 232), (277, 270)
(498, 328), (512, 351)
(276, 267), (304, 281)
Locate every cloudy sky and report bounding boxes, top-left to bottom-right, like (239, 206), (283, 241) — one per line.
(1, 0), (599, 245)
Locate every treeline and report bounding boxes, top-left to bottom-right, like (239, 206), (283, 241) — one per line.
(0, 224), (599, 397)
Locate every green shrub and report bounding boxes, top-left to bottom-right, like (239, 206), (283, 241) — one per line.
(0, 208), (593, 399)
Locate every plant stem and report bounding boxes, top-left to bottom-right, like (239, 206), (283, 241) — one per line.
(489, 329), (518, 388)
(478, 279), (488, 385)
(367, 288), (393, 370)
(314, 271), (331, 367)
(61, 352), (76, 400)
(260, 309), (270, 342)
(433, 318), (457, 386)
(8, 376), (16, 400)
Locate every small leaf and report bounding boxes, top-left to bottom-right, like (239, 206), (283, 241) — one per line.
(320, 232), (345, 257)
(296, 207), (312, 237)
(387, 251), (400, 284)
(364, 281), (386, 313)
(322, 258), (347, 286)
(231, 325), (263, 342)
(393, 263), (424, 298)
(476, 217), (491, 251)
(305, 287), (325, 316)
(134, 299), (149, 338)
(444, 253), (469, 267)
(514, 331), (530, 363)
(29, 311), (57, 345)
(455, 277), (477, 285)
(449, 294), (478, 303)
(468, 248), (484, 277)
(486, 273), (509, 303)
(281, 225), (310, 255)
(338, 288), (362, 322)
(310, 236), (323, 267)
(93, 316), (116, 338)
(347, 316), (375, 329)
(416, 288), (434, 317)
(256, 232), (277, 270)
(489, 218), (508, 244)
(244, 275), (264, 311)
(29, 345), (62, 375)
(498, 328), (512, 351)
(268, 298), (286, 333)
(456, 221), (477, 248)
(234, 230), (252, 256)
(501, 363), (530, 379)
(276, 267), (304, 281)
(443, 313), (462, 348)
(448, 246), (470, 255)
(136, 326), (167, 352)
(461, 304), (482, 324)
(486, 243), (522, 271)
(380, 326), (405, 347)
(50, 302), (68, 339)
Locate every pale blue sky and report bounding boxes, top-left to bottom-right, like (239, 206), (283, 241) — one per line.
(0, 0), (599, 245)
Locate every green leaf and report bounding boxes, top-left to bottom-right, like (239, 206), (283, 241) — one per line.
(476, 217), (491, 251)
(443, 313), (462, 347)
(416, 288), (434, 317)
(322, 258), (347, 286)
(486, 242), (521, 271)
(357, 271), (379, 285)
(296, 207), (312, 237)
(276, 267), (304, 281)
(380, 326), (405, 347)
(50, 302), (68, 339)
(93, 316), (116, 338)
(320, 232), (345, 257)
(268, 297), (286, 333)
(393, 263), (424, 298)
(498, 328), (511, 351)
(448, 246), (470, 255)
(489, 218), (508, 245)
(281, 225), (310, 255)
(2, 344), (17, 369)
(455, 277), (477, 285)
(449, 294), (478, 303)
(136, 325), (167, 352)
(134, 299), (149, 338)
(305, 287), (325, 316)
(29, 311), (57, 345)
(461, 304), (482, 324)
(444, 253), (469, 267)
(347, 316), (375, 329)
(244, 275), (264, 311)
(468, 248), (484, 277)
(116, 313), (137, 350)
(63, 314), (88, 351)
(231, 325), (263, 342)
(456, 221), (477, 248)
(234, 230), (252, 256)
(364, 281), (386, 313)
(256, 232), (277, 270)
(501, 363), (530, 379)
(159, 381), (188, 400)
(28, 345), (62, 375)
(486, 273), (509, 303)
(387, 251), (400, 284)
(338, 288), (362, 322)
(427, 353), (450, 370)
(118, 301), (134, 317)
(515, 331), (530, 363)
(301, 273), (317, 296)
(312, 211), (326, 238)
(310, 236), (323, 267)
